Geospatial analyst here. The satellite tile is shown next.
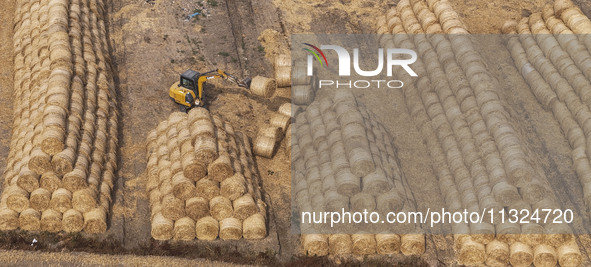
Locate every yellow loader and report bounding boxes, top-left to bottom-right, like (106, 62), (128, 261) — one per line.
(169, 69), (251, 112)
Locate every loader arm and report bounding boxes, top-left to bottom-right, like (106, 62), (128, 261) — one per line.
(195, 69), (251, 101)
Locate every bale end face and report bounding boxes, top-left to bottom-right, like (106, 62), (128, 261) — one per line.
(41, 136), (65, 156)
(328, 234), (353, 255)
(400, 234), (425, 256)
(83, 208), (107, 234)
(458, 238), (486, 266)
(0, 208), (19, 230)
(173, 217), (196, 241)
(40, 209), (63, 232)
(219, 217), (242, 240)
(302, 234), (329, 256)
(62, 209), (84, 233)
(242, 213), (266, 240)
(195, 216), (219, 240)
(151, 213), (174, 240)
(352, 234), (377, 255)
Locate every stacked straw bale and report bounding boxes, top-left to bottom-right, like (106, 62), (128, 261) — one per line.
(374, 0), (582, 265)
(146, 109), (268, 241)
(253, 104), (293, 158)
(273, 54), (316, 105)
(293, 90), (424, 256)
(0, 0), (117, 233)
(506, 0), (591, 213)
(250, 76), (276, 99)
(501, 0), (591, 265)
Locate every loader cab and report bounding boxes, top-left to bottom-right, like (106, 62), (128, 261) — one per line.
(180, 69), (200, 92)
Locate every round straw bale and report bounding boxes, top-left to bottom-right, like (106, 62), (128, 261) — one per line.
(186, 196), (209, 220)
(40, 171), (61, 192)
(270, 113), (291, 133)
(62, 168), (87, 192)
(187, 108), (211, 124)
(182, 154), (207, 181)
(250, 76), (276, 98)
(51, 148), (75, 176)
(376, 190), (405, 214)
(19, 208), (41, 231)
(533, 244), (557, 267)
(233, 194), (257, 220)
(40, 209), (62, 232)
(172, 172), (196, 200)
(243, 213), (266, 239)
(0, 208), (19, 230)
(194, 135), (218, 165)
(275, 66), (291, 87)
(328, 234), (352, 255)
(558, 240), (582, 267)
(362, 168), (391, 195)
(274, 54), (291, 68)
(7, 186), (30, 212)
(376, 233), (401, 255)
(458, 237), (485, 265)
(72, 188), (98, 213)
(149, 188), (162, 205)
(219, 217), (242, 240)
(292, 85), (314, 105)
(492, 180), (521, 205)
(210, 196), (233, 221)
(486, 239), (509, 267)
(168, 112), (187, 126)
(195, 216), (219, 240)
(161, 194), (186, 220)
(196, 178), (220, 199)
(16, 168), (40, 193)
(554, 0), (575, 17)
(400, 234), (425, 256)
(151, 212), (174, 240)
(30, 187), (51, 211)
(292, 64), (311, 85)
(83, 207), (107, 233)
(302, 234), (329, 256)
(62, 209), (84, 232)
(189, 120), (215, 139)
(510, 242), (534, 267)
(41, 126), (65, 155)
(350, 192), (375, 212)
(253, 135), (276, 158)
(278, 103), (294, 118)
(220, 173), (246, 200)
(351, 233), (376, 255)
(348, 147), (374, 178)
(50, 188), (72, 213)
(208, 154), (234, 182)
(335, 168), (361, 197)
(260, 126), (281, 140)
(173, 217), (196, 240)
(29, 148), (52, 174)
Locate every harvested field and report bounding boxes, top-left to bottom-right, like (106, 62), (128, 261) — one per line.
(0, 0), (591, 266)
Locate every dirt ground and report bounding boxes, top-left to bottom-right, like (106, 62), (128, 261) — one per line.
(2, 0), (591, 265)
